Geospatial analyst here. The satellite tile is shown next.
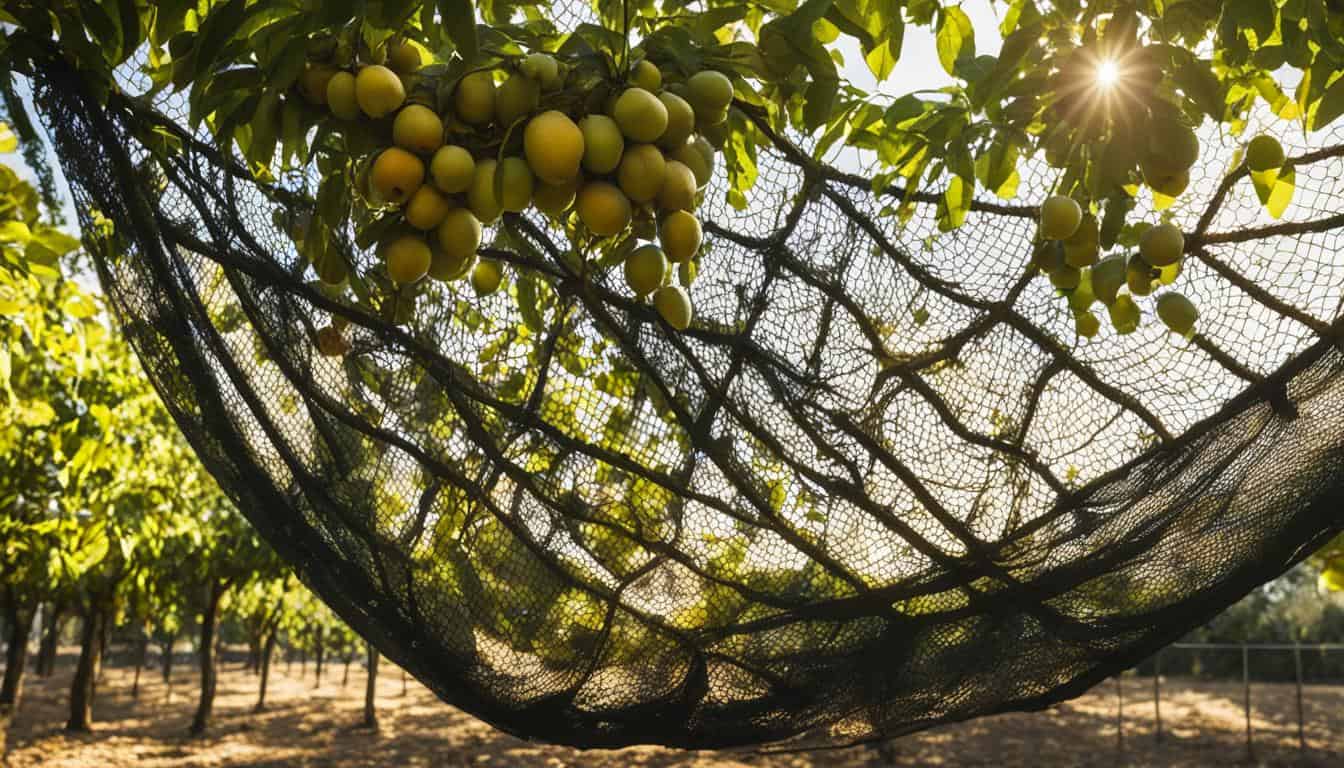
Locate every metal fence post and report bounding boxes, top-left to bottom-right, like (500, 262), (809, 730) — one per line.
(1293, 641), (1305, 752)
(1242, 643), (1252, 761)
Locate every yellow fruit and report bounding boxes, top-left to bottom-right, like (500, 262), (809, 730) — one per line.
(496, 71), (540, 127)
(657, 91), (696, 150)
(618, 144), (667, 203)
(472, 260), (504, 295)
(326, 71), (360, 120)
(686, 70), (733, 116)
(392, 104), (444, 154)
(671, 138), (714, 188)
(429, 241), (475, 282)
(435, 208), (482, 266)
(533, 177), (578, 216)
(612, 88), (668, 144)
(355, 65), (405, 118)
(660, 210), (702, 263)
(678, 260), (697, 287)
(387, 39), (423, 74)
(384, 235), (432, 284)
(1039, 195), (1082, 240)
(455, 71), (496, 125)
(699, 113), (731, 146)
(1246, 134), (1285, 172)
(1156, 292), (1199, 335)
(468, 158), (503, 223)
(1144, 165), (1190, 198)
(498, 156), (534, 212)
(1091, 254), (1126, 304)
(1074, 310), (1100, 339)
(579, 114), (624, 174)
(576, 182), (632, 236)
(520, 53), (561, 90)
(631, 60), (662, 92)
(300, 66), (338, 106)
(405, 185), (453, 230)
(653, 285), (693, 330)
(1108, 294), (1141, 334)
(370, 147), (425, 205)
(523, 110), (585, 185)
(1126, 255), (1155, 296)
(1139, 222), (1184, 267)
(1063, 213), (1100, 268)
(625, 245), (669, 296)
(657, 160), (697, 211)
(430, 145), (476, 194)
(1156, 260), (1182, 286)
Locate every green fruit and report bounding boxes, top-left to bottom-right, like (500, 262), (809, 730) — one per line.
(455, 71), (496, 125)
(430, 145), (475, 194)
(617, 144), (667, 203)
(1067, 270), (1095, 312)
(521, 53), (561, 90)
(686, 70), (733, 116)
(387, 39), (423, 74)
(1142, 161), (1190, 198)
(468, 158), (503, 223)
(435, 208), (482, 267)
(429, 241), (475, 282)
(1074, 310), (1100, 339)
(471, 260), (504, 295)
(657, 92), (696, 149)
(496, 71), (540, 127)
(1146, 120), (1200, 176)
(1246, 134), (1285, 172)
(1040, 195), (1083, 240)
(624, 244), (669, 296)
(1139, 222), (1184, 267)
(660, 210), (702, 263)
(300, 66), (338, 105)
(354, 65), (405, 118)
(1030, 241), (1065, 273)
(699, 112), (731, 146)
(576, 182), (632, 236)
(533, 177), (578, 216)
(654, 285), (693, 330)
(1126, 254), (1155, 296)
(326, 71), (361, 120)
(1063, 213), (1100, 268)
(1107, 294), (1141, 334)
(631, 60), (661, 92)
(384, 234), (432, 284)
(657, 161), (697, 211)
(672, 138), (714, 188)
(392, 104), (444, 155)
(524, 110), (585, 184)
(612, 87), (669, 144)
(1049, 264), (1081, 291)
(498, 156), (534, 212)
(579, 114), (625, 174)
(1092, 254), (1126, 304)
(1156, 292), (1199, 335)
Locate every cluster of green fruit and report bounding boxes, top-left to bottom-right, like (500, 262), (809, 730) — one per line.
(293, 37), (736, 353)
(1035, 133), (1288, 340)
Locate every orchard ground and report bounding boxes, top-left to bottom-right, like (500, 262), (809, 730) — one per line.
(2, 652), (1341, 767)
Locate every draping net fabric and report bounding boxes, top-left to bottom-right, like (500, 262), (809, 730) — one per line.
(32, 36), (1344, 749)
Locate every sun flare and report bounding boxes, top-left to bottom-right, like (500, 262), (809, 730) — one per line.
(1096, 59), (1121, 88)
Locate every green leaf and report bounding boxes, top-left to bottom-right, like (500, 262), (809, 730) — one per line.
(1173, 56), (1225, 119)
(1313, 76), (1344, 131)
(1251, 165), (1295, 219)
(440, 0), (479, 65)
(939, 174), (973, 231)
(936, 6), (975, 77)
(0, 122), (16, 153)
(864, 33), (902, 82)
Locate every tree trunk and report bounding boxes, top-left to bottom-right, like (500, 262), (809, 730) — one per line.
(0, 600), (34, 717)
(401, 668), (408, 696)
(95, 612), (110, 684)
(131, 629), (148, 699)
(313, 627), (324, 688)
(300, 647), (306, 677)
(362, 641), (379, 729)
(245, 636), (259, 674)
(161, 634), (176, 684)
(255, 630), (277, 712)
(342, 655), (351, 687)
(189, 580), (225, 735)
(36, 604), (63, 677)
(66, 605), (105, 732)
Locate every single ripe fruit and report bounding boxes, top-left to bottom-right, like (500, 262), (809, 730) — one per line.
(384, 234), (432, 284)
(1039, 195), (1083, 240)
(1156, 292), (1199, 335)
(392, 104), (444, 154)
(625, 245), (669, 296)
(430, 145), (475, 194)
(436, 208), (482, 267)
(300, 66), (338, 106)
(1141, 159), (1190, 198)
(387, 39), (423, 74)
(471, 260), (503, 296)
(1107, 294), (1141, 335)
(1049, 264), (1081, 291)
(316, 325), (351, 357)
(654, 285), (693, 331)
(523, 110), (585, 185)
(1139, 222), (1184, 267)
(618, 144), (667, 203)
(579, 114), (625, 174)
(576, 182), (632, 236)
(429, 242), (475, 282)
(1126, 254), (1155, 296)
(1074, 310), (1100, 339)
(326, 71), (361, 120)
(405, 185), (453, 230)
(520, 53), (561, 90)
(657, 92), (696, 150)
(1091, 254), (1126, 305)
(498, 156), (534, 213)
(370, 147), (425, 205)
(1145, 121), (1200, 178)
(671, 138), (715, 188)
(468, 158), (503, 223)
(355, 65), (405, 118)
(1246, 134), (1285, 172)
(612, 88), (669, 144)
(686, 71), (733, 117)
(660, 210), (702, 263)
(533, 177), (578, 216)
(496, 71), (540, 127)
(631, 60), (661, 92)
(1062, 213), (1100, 268)
(455, 71), (496, 125)
(658, 160), (698, 211)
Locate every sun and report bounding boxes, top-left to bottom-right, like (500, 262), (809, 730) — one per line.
(1096, 58), (1121, 89)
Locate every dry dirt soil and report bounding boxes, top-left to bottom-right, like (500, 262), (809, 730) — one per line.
(2, 654), (1341, 767)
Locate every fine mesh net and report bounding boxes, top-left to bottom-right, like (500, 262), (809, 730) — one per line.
(32, 41), (1344, 750)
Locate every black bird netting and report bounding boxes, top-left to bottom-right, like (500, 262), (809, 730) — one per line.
(31, 43), (1344, 750)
